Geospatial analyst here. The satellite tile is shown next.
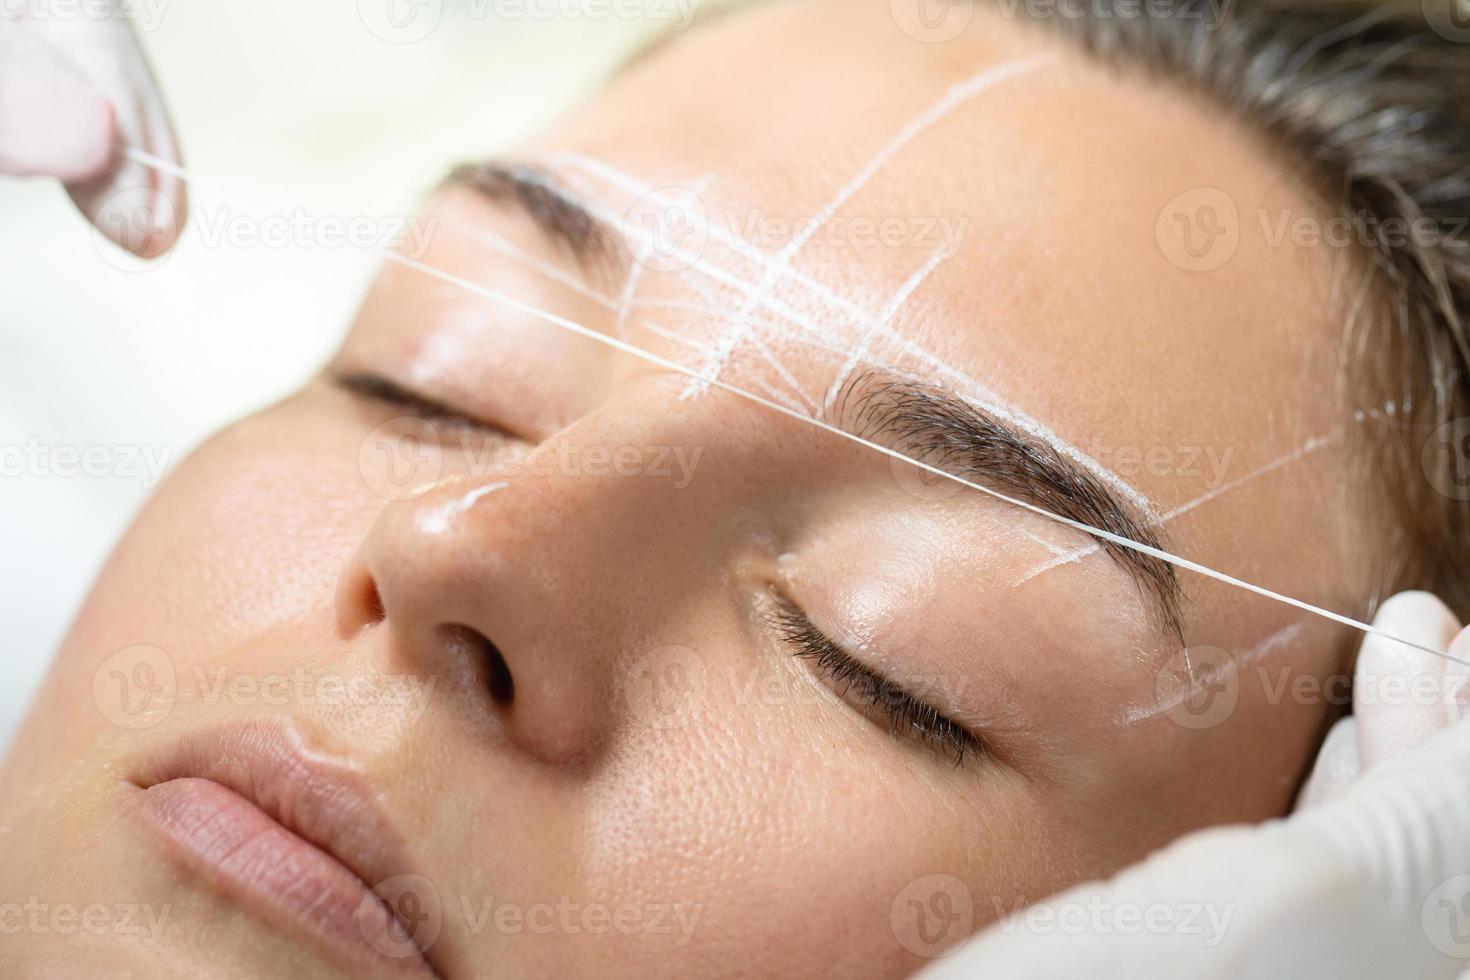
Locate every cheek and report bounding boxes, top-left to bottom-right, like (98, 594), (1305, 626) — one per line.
(60, 402), (379, 674)
(575, 642), (1049, 976)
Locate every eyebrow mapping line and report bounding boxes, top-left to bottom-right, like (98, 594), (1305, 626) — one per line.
(442, 213), (824, 412)
(614, 248), (650, 334)
(1117, 621), (1306, 725)
(540, 154), (1160, 519)
(637, 297), (882, 407)
(626, 172), (715, 336)
(120, 150), (1466, 667)
(643, 321), (813, 413)
(497, 163), (853, 410)
(460, 218), (619, 311)
(1159, 431), (1343, 523)
(823, 245), (953, 412)
(675, 55), (1052, 399)
(479, 164), (829, 411)
(1009, 432), (1343, 588)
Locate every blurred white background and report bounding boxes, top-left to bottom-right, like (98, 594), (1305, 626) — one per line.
(0, 0), (690, 748)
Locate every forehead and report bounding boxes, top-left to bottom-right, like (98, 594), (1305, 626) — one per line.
(533, 1), (1347, 512)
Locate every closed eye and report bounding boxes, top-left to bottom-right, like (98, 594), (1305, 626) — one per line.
(764, 589), (984, 767)
(332, 369), (515, 437)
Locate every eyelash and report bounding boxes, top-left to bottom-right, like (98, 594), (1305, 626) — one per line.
(333, 370), (510, 436)
(764, 591), (983, 768)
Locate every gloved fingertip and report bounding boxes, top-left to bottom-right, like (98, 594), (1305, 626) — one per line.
(1442, 623), (1470, 724)
(68, 150), (184, 261)
(0, 42), (116, 182)
(142, 171), (186, 259)
(1357, 591), (1463, 769)
(1359, 592), (1458, 683)
(1295, 715), (1360, 810)
(84, 184), (173, 260)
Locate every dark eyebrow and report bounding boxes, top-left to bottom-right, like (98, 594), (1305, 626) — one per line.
(839, 372), (1184, 640)
(440, 160), (622, 275)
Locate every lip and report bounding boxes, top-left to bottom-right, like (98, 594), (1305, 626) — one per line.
(123, 721), (441, 978)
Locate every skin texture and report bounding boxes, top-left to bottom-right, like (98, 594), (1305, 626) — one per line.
(0, 1), (1377, 977)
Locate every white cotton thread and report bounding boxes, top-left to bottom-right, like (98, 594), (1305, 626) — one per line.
(1011, 433), (1341, 587)
(120, 144), (1465, 667)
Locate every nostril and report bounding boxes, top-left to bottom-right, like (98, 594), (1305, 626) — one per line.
(439, 624), (515, 706)
(338, 570), (386, 635)
(363, 579), (386, 625)
(482, 639), (515, 705)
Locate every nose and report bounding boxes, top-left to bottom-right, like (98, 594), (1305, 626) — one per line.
(336, 466), (643, 765)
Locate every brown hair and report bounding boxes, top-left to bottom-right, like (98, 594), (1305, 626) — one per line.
(1014, 0), (1470, 617)
(637, 0), (1470, 619)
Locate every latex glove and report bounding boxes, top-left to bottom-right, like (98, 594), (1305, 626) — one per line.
(0, 2), (185, 257)
(923, 592), (1470, 979)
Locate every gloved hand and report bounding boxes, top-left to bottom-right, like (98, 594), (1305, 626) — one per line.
(923, 591), (1470, 979)
(0, 1), (184, 257)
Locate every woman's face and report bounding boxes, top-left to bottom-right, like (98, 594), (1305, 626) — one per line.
(1, 2), (1371, 977)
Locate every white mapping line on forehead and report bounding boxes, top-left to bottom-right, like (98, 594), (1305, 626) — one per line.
(1160, 431), (1343, 523)
(463, 221), (617, 310)
(121, 149), (1464, 666)
(645, 291), (819, 411)
(643, 319), (813, 412)
(614, 249), (649, 334)
(823, 245), (952, 412)
(634, 174), (715, 313)
(678, 56), (1053, 401)
(782, 56), (1053, 256)
(1017, 525), (1074, 559)
(635, 297), (922, 384)
(741, 329), (821, 413)
(675, 287), (823, 411)
(537, 158), (1159, 519)
(645, 321), (813, 412)
(1010, 433), (1342, 588)
(614, 174), (715, 335)
(447, 192), (816, 410)
(1117, 621), (1305, 725)
(639, 297), (902, 409)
